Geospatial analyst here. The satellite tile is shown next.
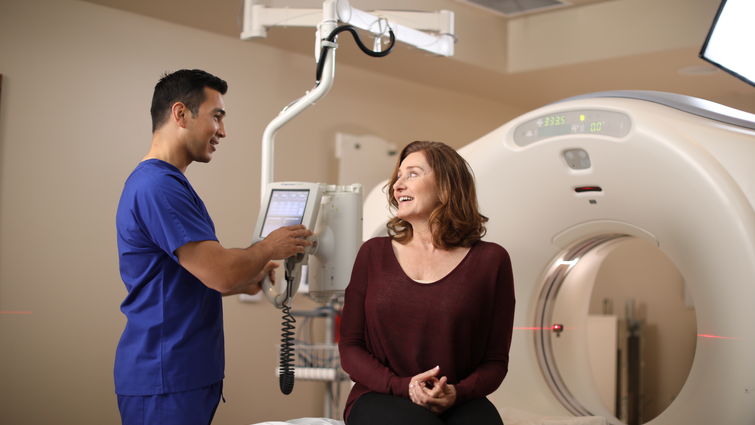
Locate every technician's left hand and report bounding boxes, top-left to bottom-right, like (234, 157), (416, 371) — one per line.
(246, 261), (279, 295)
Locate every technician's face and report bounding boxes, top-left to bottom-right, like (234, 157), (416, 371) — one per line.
(184, 87), (226, 163)
(393, 151), (440, 223)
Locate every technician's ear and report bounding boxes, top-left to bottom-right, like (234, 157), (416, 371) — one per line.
(170, 101), (190, 128)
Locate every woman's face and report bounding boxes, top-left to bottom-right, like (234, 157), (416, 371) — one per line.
(393, 151), (440, 223)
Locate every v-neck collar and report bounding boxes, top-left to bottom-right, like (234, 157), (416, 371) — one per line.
(386, 237), (476, 286)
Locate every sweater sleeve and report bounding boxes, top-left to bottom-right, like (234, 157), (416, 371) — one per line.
(454, 248), (516, 403)
(338, 241), (412, 398)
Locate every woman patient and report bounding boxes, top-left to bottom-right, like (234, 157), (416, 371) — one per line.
(339, 141), (515, 425)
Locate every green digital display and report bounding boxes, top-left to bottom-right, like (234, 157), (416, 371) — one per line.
(513, 109), (631, 147)
(543, 115), (567, 127)
(589, 121), (603, 133)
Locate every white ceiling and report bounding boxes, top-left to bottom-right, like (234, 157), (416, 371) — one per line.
(80, 0), (755, 113)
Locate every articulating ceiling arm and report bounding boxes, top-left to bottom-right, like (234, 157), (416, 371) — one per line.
(242, 0), (455, 200)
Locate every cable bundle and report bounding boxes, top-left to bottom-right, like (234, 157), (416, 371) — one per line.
(316, 24), (396, 83)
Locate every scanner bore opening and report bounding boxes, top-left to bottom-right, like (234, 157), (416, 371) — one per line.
(534, 234), (696, 425)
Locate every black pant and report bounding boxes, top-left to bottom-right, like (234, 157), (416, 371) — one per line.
(348, 392), (504, 425)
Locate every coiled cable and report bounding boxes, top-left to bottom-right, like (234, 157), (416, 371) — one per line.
(278, 258), (298, 394)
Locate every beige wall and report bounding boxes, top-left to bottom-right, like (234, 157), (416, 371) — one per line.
(0, 0), (523, 424)
(507, 0), (721, 72)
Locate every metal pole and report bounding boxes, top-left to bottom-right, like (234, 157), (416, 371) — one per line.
(259, 0), (339, 202)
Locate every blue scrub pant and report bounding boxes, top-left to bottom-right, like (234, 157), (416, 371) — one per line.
(117, 381), (223, 425)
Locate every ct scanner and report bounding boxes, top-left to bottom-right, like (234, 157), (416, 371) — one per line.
(362, 91), (755, 425)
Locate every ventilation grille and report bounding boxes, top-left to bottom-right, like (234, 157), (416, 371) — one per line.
(458, 0), (567, 16)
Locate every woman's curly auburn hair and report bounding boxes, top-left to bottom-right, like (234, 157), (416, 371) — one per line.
(386, 141), (488, 249)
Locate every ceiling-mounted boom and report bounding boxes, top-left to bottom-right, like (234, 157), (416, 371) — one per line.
(240, 0), (456, 199)
(242, 0), (455, 57)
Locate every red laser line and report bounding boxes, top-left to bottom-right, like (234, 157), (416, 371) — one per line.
(697, 334), (737, 340)
(513, 326), (564, 330)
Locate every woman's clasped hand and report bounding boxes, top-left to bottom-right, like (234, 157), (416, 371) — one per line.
(408, 366), (457, 414)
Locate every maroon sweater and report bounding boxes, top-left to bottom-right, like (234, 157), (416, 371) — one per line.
(339, 237), (515, 421)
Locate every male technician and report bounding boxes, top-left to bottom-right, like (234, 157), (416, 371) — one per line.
(115, 69), (312, 425)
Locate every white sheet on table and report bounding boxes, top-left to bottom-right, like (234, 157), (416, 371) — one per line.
(251, 407), (607, 425)
(252, 418), (344, 425)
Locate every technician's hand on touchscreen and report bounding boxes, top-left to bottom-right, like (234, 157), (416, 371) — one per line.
(260, 224), (313, 259)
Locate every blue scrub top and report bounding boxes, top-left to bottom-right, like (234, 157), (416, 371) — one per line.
(115, 159), (224, 395)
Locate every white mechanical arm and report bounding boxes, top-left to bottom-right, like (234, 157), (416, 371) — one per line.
(241, 0), (455, 57)
(241, 0), (456, 198)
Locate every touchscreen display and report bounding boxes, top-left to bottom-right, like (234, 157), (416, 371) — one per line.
(260, 189), (310, 238)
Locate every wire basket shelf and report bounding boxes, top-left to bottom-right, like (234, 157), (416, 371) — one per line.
(276, 343), (348, 382)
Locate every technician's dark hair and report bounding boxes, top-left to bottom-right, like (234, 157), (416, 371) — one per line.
(386, 141), (488, 249)
(150, 69), (228, 132)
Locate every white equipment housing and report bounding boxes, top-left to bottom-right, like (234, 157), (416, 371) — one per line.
(308, 184), (363, 304)
(253, 182), (362, 307)
(363, 91), (755, 424)
(253, 181), (322, 307)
